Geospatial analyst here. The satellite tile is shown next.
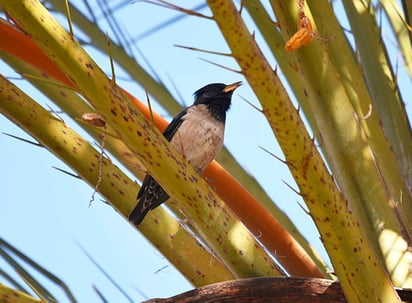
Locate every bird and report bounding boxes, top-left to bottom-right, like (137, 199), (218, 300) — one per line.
(128, 81), (242, 225)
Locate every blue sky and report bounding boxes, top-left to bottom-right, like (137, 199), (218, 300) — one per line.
(1, 1), (411, 302)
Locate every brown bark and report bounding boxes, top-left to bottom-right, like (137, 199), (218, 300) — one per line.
(144, 277), (412, 303)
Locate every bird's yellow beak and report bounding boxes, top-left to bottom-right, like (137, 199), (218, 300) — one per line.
(222, 81), (242, 93)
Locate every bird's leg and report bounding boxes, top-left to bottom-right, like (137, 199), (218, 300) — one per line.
(194, 166), (203, 175)
(204, 176), (214, 184)
(202, 173), (217, 191)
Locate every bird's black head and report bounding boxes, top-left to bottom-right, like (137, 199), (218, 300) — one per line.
(193, 82), (242, 122)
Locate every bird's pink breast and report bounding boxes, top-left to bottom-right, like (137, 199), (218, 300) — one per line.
(170, 105), (225, 173)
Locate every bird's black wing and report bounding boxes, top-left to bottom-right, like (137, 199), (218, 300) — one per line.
(162, 108), (188, 141)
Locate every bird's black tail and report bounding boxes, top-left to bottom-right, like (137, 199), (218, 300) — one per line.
(128, 202), (151, 225)
(128, 175), (170, 225)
